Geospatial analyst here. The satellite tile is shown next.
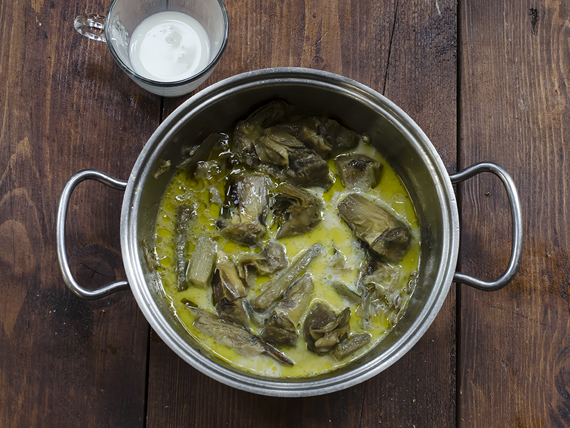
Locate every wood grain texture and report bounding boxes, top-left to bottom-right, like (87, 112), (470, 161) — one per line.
(12, 0), (566, 425)
(0, 0), (158, 426)
(148, 0), (458, 427)
(460, 0), (570, 426)
(375, 0), (458, 426)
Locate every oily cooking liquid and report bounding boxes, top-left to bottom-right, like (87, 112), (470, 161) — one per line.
(128, 11), (210, 82)
(151, 137), (421, 378)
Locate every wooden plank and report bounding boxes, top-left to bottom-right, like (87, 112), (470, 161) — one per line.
(365, 0), (458, 426)
(460, 0), (570, 426)
(147, 0), (457, 427)
(0, 0), (159, 426)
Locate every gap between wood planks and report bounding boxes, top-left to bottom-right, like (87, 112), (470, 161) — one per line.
(143, 96), (165, 428)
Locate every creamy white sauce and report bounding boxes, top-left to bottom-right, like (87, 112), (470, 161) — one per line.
(128, 11), (211, 82)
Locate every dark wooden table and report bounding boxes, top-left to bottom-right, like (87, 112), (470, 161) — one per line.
(1, 0), (567, 426)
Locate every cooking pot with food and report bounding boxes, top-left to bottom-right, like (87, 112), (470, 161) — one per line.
(56, 68), (522, 397)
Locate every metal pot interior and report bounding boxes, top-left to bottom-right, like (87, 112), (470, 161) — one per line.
(123, 69), (458, 396)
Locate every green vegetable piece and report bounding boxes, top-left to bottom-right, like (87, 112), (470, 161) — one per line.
(332, 333), (371, 360)
(186, 237), (217, 289)
(252, 244), (322, 311)
(193, 310), (294, 366)
(141, 238), (160, 272)
(261, 273), (314, 347)
(175, 204), (194, 291)
(338, 194), (411, 263)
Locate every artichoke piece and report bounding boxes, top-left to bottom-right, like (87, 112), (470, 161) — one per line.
(175, 204), (194, 291)
(359, 282), (386, 331)
(243, 299), (268, 328)
(192, 310), (294, 366)
(215, 296), (250, 329)
(358, 254), (403, 329)
(330, 247), (353, 274)
(212, 251), (247, 301)
(218, 173), (270, 246)
(302, 303), (336, 353)
(231, 100), (291, 167)
(253, 127), (305, 166)
(252, 244), (322, 311)
(338, 193), (411, 263)
(383, 271), (418, 326)
(186, 237), (217, 289)
(317, 117), (361, 153)
(332, 333), (371, 360)
(360, 255), (402, 300)
(178, 133), (229, 171)
(334, 154), (383, 191)
(272, 116), (319, 136)
(261, 273), (314, 347)
(274, 116), (363, 157)
(273, 117), (333, 158)
(303, 303), (351, 355)
(211, 251), (249, 328)
(286, 148), (332, 189)
(273, 184), (322, 239)
(330, 281), (361, 305)
(142, 238), (160, 272)
(297, 125), (332, 159)
(237, 241), (288, 287)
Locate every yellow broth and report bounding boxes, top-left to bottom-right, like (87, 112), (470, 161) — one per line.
(152, 140), (420, 378)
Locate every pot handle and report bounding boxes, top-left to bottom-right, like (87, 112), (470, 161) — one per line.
(56, 170), (130, 299)
(450, 162), (523, 291)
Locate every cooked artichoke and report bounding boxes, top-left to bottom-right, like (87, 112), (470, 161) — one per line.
(217, 173), (270, 246)
(272, 184), (322, 239)
(192, 310), (294, 366)
(303, 303), (351, 355)
(142, 238), (160, 272)
(334, 154), (382, 191)
(330, 281), (361, 305)
(174, 204), (194, 291)
(338, 193), (411, 262)
(253, 127), (305, 166)
(296, 125), (333, 159)
(211, 251), (249, 328)
(286, 148), (332, 189)
(212, 251), (247, 301)
(214, 297), (250, 329)
(231, 101), (291, 167)
(316, 117), (362, 153)
(237, 241), (288, 287)
(178, 133), (229, 171)
(358, 253), (403, 329)
(186, 236), (217, 289)
(261, 273), (314, 347)
(274, 116), (363, 158)
(332, 333), (371, 360)
(252, 244), (322, 311)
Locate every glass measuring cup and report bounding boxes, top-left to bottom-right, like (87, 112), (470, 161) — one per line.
(75, 0), (228, 97)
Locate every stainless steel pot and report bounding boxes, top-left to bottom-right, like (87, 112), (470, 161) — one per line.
(56, 68), (522, 397)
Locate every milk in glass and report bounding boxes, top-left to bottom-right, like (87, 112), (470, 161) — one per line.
(128, 11), (211, 82)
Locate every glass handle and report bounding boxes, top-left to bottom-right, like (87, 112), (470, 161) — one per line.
(74, 13), (107, 42)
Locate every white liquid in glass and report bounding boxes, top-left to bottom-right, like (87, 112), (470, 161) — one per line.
(129, 11), (211, 82)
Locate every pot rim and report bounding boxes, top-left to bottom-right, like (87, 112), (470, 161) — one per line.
(121, 67), (459, 397)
